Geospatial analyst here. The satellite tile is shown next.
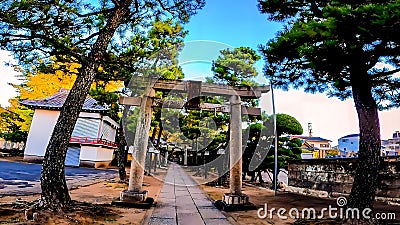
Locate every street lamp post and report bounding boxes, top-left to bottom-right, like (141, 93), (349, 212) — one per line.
(271, 82), (278, 197)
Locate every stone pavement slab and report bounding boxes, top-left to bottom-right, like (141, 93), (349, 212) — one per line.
(149, 163), (231, 225)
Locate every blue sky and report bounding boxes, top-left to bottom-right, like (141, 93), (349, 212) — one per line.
(183, 0), (280, 48)
(180, 0), (280, 82)
(0, 0), (399, 144)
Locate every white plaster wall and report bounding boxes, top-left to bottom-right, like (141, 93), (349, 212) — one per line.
(95, 147), (114, 161)
(307, 141), (332, 150)
(24, 109), (60, 156)
(80, 145), (114, 162)
(79, 146), (98, 160)
(301, 153), (314, 159)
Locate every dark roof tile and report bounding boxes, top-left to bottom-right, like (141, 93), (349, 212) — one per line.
(340, 134), (360, 139)
(20, 89), (107, 112)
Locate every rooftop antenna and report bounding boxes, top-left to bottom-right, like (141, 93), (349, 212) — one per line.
(308, 123), (313, 137)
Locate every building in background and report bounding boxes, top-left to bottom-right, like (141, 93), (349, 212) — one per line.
(21, 89), (119, 168)
(339, 133), (399, 157)
(338, 134), (359, 157)
(382, 131), (400, 156)
(291, 135), (333, 158)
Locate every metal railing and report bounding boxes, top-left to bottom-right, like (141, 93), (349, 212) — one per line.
(69, 137), (118, 148)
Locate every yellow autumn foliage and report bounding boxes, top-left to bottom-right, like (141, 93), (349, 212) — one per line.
(7, 98), (33, 132)
(18, 61), (123, 100)
(10, 60), (123, 133)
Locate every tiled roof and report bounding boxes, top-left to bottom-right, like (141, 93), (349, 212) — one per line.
(20, 89), (107, 112)
(306, 137), (332, 142)
(290, 135), (331, 142)
(340, 134), (360, 139)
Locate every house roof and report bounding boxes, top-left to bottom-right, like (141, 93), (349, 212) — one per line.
(290, 135), (331, 142)
(306, 137), (332, 142)
(20, 89), (107, 113)
(340, 134), (360, 139)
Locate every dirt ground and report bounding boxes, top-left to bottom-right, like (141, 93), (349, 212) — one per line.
(0, 167), (167, 225)
(188, 171), (400, 225)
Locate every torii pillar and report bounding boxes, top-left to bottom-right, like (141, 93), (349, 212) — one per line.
(221, 95), (251, 208)
(119, 92), (154, 205)
(229, 95), (242, 195)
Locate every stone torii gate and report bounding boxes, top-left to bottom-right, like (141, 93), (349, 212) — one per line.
(117, 79), (270, 208)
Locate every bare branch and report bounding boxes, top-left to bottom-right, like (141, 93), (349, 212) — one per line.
(111, 0), (120, 7)
(372, 68), (400, 78)
(134, 0), (139, 12)
(75, 32), (100, 45)
(156, 0), (174, 13)
(76, 8), (115, 17)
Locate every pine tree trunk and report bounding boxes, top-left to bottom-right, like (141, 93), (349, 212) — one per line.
(39, 3), (132, 210)
(348, 70), (381, 214)
(117, 122), (127, 181)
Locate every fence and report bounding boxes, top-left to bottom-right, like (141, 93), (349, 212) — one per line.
(0, 140), (25, 156)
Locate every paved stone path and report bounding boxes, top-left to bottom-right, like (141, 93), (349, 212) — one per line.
(149, 164), (231, 225)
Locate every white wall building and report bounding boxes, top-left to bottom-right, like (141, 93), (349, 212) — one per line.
(382, 131), (400, 156)
(21, 89), (119, 168)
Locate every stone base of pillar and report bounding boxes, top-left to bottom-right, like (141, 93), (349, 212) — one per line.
(121, 190), (148, 202)
(223, 193), (249, 205)
(111, 190), (154, 208)
(214, 193), (257, 212)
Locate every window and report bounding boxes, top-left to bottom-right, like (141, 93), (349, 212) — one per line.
(342, 139), (347, 143)
(351, 142), (353, 144)
(320, 144), (330, 148)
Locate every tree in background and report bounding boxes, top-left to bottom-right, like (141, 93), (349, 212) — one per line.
(208, 46), (262, 181)
(244, 113), (302, 184)
(0, 99), (33, 142)
(179, 100), (230, 161)
(211, 47), (260, 87)
(120, 19), (187, 178)
(0, 106), (29, 143)
(258, 0), (400, 213)
(0, 0), (204, 210)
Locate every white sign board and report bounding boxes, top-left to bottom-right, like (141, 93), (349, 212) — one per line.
(128, 146), (135, 154)
(217, 149), (225, 155)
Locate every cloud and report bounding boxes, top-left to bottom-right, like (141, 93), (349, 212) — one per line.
(374, 62), (400, 78)
(0, 50), (21, 107)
